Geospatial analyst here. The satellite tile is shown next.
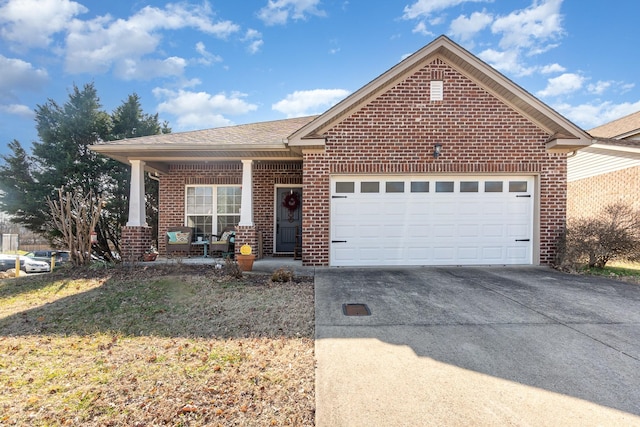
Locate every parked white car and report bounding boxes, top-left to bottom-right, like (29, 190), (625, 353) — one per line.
(0, 254), (50, 273)
(23, 257), (51, 273)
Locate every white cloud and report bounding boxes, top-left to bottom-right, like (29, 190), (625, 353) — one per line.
(0, 104), (34, 118)
(449, 11), (493, 42)
(537, 73), (584, 97)
(195, 42), (223, 65)
(540, 63), (566, 74)
(403, 0), (488, 37)
(64, 3), (239, 77)
(491, 0), (564, 53)
(247, 40), (264, 54)
(554, 100), (640, 130)
(412, 21), (433, 36)
(243, 29), (264, 54)
(153, 88), (258, 129)
(0, 0), (87, 48)
(403, 0), (486, 20)
(587, 80), (612, 96)
(114, 57), (187, 81)
(272, 89), (350, 117)
(0, 55), (48, 96)
(258, 0), (326, 26)
(478, 48), (535, 76)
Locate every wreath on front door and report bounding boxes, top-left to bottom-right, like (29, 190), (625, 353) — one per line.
(282, 191), (300, 212)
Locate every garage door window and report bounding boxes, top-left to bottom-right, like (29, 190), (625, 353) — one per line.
(336, 182), (355, 193)
(435, 181), (454, 192)
(386, 182), (405, 193)
(361, 182), (380, 193)
(485, 181), (503, 192)
(460, 181), (479, 192)
(411, 181), (429, 192)
(509, 181), (528, 192)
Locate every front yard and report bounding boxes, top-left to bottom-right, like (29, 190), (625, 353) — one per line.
(0, 265), (315, 426)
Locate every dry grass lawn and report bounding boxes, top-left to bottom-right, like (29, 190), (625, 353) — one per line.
(0, 264), (315, 426)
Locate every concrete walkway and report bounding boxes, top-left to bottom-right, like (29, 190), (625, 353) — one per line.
(315, 267), (640, 426)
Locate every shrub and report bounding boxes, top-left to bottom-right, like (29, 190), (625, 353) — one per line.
(560, 203), (640, 269)
(271, 267), (294, 283)
(223, 256), (243, 279)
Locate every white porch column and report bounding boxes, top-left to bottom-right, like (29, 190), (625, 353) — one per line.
(239, 159), (254, 226)
(126, 159), (148, 227)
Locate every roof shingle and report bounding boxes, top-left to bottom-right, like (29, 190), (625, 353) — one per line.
(95, 115), (319, 147)
(589, 111), (640, 139)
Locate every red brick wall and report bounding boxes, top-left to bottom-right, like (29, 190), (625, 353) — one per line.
(121, 226), (152, 262)
(567, 166), (640, 220)
(302, 58), (567, 266)
(158, 163), (242, 256)
(253, 162), (302, 256)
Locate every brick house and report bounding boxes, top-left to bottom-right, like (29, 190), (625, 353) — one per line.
(91, 35), (591, 267)
(568, 111), (640, 219)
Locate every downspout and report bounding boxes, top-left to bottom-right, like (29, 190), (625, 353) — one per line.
(148, 172), (160, 181)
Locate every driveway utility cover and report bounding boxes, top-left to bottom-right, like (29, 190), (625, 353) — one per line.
(315, 267), (640, 426)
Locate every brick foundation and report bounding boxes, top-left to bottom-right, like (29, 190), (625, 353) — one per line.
(121, 226), (153, 262)
(235, 226), (257, 257)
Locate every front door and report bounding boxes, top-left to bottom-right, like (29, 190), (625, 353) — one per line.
(276, 187), (302, 253)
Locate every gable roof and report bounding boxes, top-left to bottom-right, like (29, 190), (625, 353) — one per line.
(91, 115), (318, 173)
(288, 35), (591, 153)
(589, 110), (640, 140)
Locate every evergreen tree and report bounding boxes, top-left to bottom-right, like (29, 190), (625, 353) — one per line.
(0, 84), (169, 260)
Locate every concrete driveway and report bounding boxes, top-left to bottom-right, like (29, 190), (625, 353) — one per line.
(315, 267), (640, 426)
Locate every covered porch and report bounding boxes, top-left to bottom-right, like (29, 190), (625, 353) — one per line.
(89, 116), (316, 263)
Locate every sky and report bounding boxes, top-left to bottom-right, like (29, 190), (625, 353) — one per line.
(1, 0), (640, 159)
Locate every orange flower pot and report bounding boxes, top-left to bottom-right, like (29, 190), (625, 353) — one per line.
(236, 254), (255, 271)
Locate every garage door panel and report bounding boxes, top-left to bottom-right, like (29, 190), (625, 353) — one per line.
(458, 224), (480, 237)
(432, 202), (458, 215)
(458, 247), (479, 261)
(408, 224), (431, 237)
(458, 201), (481, 215)
(331, 175), (533, 266)
(482, 247), (504, 261)
(507, 224), (528, 237)
(482, 202), (506, 215)
(482, 224), (504, 238)
(433, 247), (456, 261)
(434, 225), (456, 238)
(334, 225), (357, 239)
(506, 246), (528, 261)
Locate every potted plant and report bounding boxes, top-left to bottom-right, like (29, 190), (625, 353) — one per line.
(236, 244), (255, 271)
(142, 246), (158, 262)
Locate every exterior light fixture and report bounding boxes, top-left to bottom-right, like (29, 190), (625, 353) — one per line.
(433, 143), (442, 158)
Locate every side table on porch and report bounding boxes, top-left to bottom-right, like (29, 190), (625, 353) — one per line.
(191, 240), (210, 258)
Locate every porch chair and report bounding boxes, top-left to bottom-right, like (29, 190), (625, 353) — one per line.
(209, 226), (235, 258)
(165, 226), (193, 257)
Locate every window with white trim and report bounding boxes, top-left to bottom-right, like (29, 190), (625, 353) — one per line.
(185, 186), (241, 240)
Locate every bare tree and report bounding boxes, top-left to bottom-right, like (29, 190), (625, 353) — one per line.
(47, 188), (104, 266)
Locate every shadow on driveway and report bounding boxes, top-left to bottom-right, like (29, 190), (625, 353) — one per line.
(315, 267), (640, 426)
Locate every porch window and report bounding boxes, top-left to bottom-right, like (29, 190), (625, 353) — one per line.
(185, 186), (241, 240)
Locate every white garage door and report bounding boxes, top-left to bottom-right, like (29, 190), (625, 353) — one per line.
(330, 175), (534, 266)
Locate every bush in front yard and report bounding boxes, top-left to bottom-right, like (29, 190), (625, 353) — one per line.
(558, 203), (640, 269)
